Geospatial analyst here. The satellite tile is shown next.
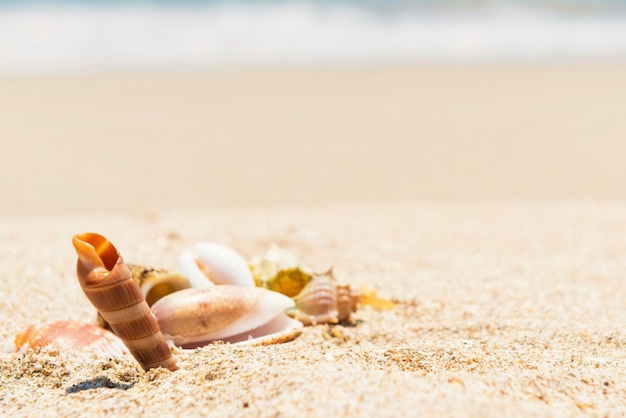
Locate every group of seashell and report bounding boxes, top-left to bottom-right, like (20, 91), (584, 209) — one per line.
(6, 233), (392, 372)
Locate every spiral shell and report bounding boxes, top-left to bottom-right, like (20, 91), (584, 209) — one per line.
(286, 272), (360, 325)
(72, 232), (178, 372)
(6, 320), (129, 357)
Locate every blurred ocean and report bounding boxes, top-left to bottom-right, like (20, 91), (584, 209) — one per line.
(1, 0), (626, 74)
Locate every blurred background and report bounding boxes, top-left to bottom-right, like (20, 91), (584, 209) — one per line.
(1, 0), (625, 215)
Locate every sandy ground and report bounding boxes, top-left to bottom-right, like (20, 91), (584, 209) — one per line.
(0, 65), (625, 416)
(1, 63), (626, 215)
(0, 203), (625, 416)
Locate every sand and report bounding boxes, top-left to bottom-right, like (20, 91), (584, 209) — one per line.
(2, 63), (626, 215)
(1, 65), (626, 416)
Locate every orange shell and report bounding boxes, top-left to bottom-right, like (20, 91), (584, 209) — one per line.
(11, 320), (129, 357)
(73, 232), (178, 372)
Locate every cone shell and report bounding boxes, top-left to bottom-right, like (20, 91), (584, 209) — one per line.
(287, 274), (360, 325)
(151, 285), (302, 347)
(7, 320), (129, 357)
(72, 232), (178, 372)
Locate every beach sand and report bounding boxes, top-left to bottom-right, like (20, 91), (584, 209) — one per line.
(1, 63), (626, 215)
(1, 65), (625, 416)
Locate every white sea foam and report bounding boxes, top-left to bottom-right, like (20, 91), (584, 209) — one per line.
(1, 3), (626, 74)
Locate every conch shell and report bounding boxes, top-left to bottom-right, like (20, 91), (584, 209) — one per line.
(5, 320), (129, 357)
(152, 286), (302, 348)
(287, 271), (361, 325)
(72, 232), (178, 372)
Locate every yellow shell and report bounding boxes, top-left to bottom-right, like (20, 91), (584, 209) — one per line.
(128, 265), (191, 306)
(249, 245), (313, 297)
(73, 232), (178, 372)
(255, 267), (312, 298)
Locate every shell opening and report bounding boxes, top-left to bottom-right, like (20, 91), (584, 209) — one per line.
(73, 233), (118, 271)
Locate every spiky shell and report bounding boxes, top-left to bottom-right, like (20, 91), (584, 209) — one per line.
(335, 284), (358, 321)
(7, 320), (129, 357)
(151, 285), (302, 347)
(287, 274), (360, 325)
(178, 242), (255, 288)
(73, 232), (178, 372)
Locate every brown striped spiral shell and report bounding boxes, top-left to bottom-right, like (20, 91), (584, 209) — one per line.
(97, 265), (191, 330)
(72, 232), (178, 372)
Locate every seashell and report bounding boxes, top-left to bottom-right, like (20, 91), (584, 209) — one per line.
(255, 266), (313, 298)
(249, 245), (313, 297)
(178, 242), (255, 288)
(97, 265), (192, 330)
(151, 285), (302, 348)
(73, 232), (178, 372)
(335, 284), (358, 321)
(5, 320), (129, 357)
(286, 271), (361, 325)
(128, 265), (191, 306)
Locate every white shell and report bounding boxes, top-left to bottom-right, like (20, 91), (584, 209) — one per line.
(178, 249), (214, 289)
(228, 314), (303, 346)
(178, 242), (255, 288)
(151, 286), (301, 348)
